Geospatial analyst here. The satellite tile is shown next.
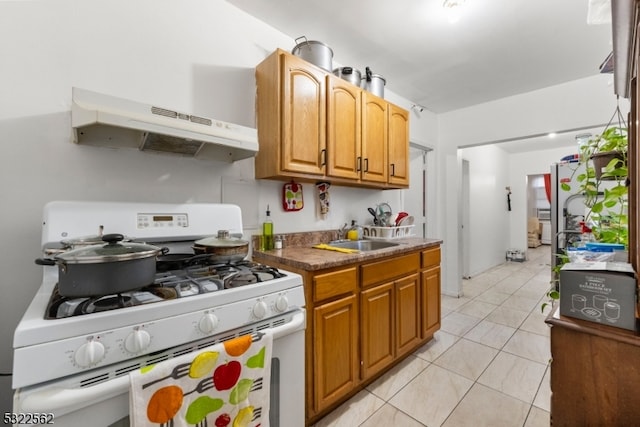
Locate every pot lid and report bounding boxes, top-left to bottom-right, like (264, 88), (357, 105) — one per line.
(61, 233), (133, 248)
(56, 234), (162, 264)
(194, 230), (248, 248)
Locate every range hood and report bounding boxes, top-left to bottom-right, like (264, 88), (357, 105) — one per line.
(71, 87), (258, 162)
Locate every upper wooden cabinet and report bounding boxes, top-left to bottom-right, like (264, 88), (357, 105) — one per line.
(255, 52), (326, 177)
(388, 104), (410, 187)
(255, 49), (409, 189)
(326, 75), (361, 180)
(361, 92), (388, 184)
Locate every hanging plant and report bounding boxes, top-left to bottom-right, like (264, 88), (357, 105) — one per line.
(561, 100), (629, 248)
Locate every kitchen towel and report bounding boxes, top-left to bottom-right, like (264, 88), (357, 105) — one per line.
(130, 332), (272, 427)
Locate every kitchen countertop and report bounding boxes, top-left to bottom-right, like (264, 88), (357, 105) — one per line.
(252, 236), (442, 271)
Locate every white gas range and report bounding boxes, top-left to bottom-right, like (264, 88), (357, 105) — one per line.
(12, 201), (306, 427)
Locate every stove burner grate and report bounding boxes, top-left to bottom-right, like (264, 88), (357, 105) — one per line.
(44, 260), (288, 319)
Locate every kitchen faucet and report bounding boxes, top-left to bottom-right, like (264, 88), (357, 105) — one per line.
(337, 223), (349, 240)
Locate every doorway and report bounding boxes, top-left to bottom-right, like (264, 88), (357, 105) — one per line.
(405, 145), (431, 238)
(461, 159), (470, 279)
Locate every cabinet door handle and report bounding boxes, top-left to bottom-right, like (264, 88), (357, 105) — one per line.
(321, 149), (326, 166)
(390, 163), (395, 176)
(357, 156), (362, 172)
(364, 158), (369, 173)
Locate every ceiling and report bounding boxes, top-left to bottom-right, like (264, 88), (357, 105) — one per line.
(227, 0), (614, 153)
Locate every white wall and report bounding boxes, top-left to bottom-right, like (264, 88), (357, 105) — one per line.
(458, 144), (511, 276)
(0, 0), (438, 412)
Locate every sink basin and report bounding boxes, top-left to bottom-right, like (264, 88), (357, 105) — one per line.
(327, 240), (400, 251)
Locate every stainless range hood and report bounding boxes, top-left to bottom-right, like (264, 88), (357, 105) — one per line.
(71, 87), (258, 162)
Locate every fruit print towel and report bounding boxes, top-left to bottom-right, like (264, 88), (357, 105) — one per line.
(129, 332), (272, 427)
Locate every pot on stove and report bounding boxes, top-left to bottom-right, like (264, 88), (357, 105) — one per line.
(36, 234), (167, 297)
(191, 230), (249, 263)
(43, 226), (135, 255)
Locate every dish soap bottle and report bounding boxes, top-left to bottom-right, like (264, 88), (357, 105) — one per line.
(262, 205), (274, 250)
(347, 220), (362, 241)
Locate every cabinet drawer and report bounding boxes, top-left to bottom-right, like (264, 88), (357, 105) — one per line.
(361, 253), (419, 288)
(421, 247), (441, 269)
(313, 267), (358, 302)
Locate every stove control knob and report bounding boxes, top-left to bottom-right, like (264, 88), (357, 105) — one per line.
(252, 301), (268, 319)
(275, 295), (289, 312)
(74, 339), (106, 368)
(124, 329), (151, 354)
(198, 313), (219, 334)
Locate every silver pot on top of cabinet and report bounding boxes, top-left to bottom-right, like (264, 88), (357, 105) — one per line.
(333, 67), (362, 86)
(363, 66), (386, 98)
(291, 36), (333, 72)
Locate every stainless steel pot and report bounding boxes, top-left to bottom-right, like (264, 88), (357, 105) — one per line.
(363, 66), (386, 98)
(333, 67), (362, 86)
(192, 230), (249, 263)
(43, 226), (133, 255)
(292, 36), (333, 71)
(35, 234), (166, 297)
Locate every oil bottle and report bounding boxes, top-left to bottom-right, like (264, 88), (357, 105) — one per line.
(262, 205), (274, 250)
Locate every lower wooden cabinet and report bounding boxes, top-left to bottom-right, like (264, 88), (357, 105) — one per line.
(313, 294), (359, 412)
(361, 282), (394, 379)
(254, 245), (441, 425)
(360, 273), (421, 381)
(546, 307), (640, 426)
(395, 274), (422, 356)
(421, 247), (441, 338)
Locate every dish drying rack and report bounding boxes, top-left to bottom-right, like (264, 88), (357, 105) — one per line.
(363, 224), (414, 240)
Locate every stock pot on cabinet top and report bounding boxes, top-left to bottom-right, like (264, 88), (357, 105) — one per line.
(333, 67), (362, 86)
(35, 233), (166, 297)
(291, 36), (333, 71)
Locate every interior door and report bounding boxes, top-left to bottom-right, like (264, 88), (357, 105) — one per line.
(405, 146), (429, 237)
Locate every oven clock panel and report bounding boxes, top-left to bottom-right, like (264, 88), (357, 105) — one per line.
(137, 213), (189, 229)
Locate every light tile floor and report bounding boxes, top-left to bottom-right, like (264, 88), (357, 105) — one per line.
(313, 245), (552, 427)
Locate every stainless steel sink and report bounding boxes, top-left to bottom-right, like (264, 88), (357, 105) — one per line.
(327, 240), (400, 251)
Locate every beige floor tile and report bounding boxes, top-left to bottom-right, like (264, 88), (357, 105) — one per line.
(478, 352), (547, 403)
(461, 280), (486, 298)
(485, 305), (530, 328)
(433, 338), (498, 380)
(456, 299), (498, 319)
(441, 295), (472, 311)
(519, 311), (551, 337)
(466, 271), (504, 287)
(413, 330), (459, 362)
(502, 294), (540, 313)
(524, 406), (550, 427)
(533, 366), (551, 412)
(464, 319), (516, 349)
(441, 305), (453, 318)
(312, 389), (384, 427)
(475, 288), (511, 305)
(492, 278), (526, 295)
(503, 330), (551, 364)
(441, 383), (530, 427)
(366, 355), (429, 401)
(360, 404), (425, 427)
(389, 365), (473, 427)
(514, 280), (550, 300)
(440, 311), (481, 336)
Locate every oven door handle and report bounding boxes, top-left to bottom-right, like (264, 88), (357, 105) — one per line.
(271, 310), (306, 339)
(20, 375), (130, 413)
(20, 310), (306, 413)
